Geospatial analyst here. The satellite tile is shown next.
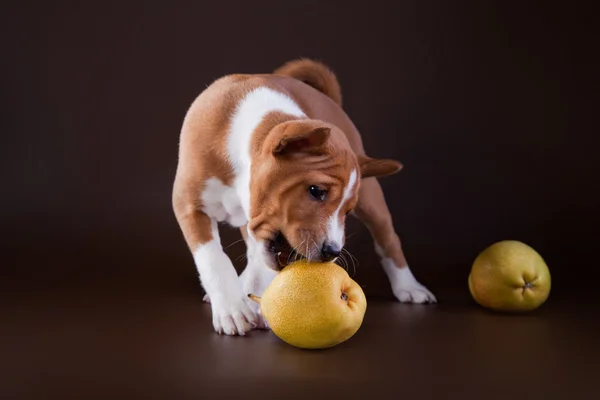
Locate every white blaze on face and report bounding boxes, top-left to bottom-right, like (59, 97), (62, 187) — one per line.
(326, 169), (357, 250)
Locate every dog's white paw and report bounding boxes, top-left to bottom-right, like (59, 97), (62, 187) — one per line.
(255, 308), (270, 330)
(210, 296), (258, 335)
(239, 262), (277, 330)
(242, 289), (271, 330)
(381, 261), (437, 304)
(393, 281), (437, 304)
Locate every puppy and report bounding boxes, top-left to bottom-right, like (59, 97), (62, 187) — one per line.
(172, 59), (436, 335)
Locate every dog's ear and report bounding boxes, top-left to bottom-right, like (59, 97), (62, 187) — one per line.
(358, 155), (403, 178)
(272, 126), (331, 155)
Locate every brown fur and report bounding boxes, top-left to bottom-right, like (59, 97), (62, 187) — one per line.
(173, 59), (406, 268)
(247, 118), (360, 260)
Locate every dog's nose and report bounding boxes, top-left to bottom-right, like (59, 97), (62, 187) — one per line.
(321, 244), (341, 262)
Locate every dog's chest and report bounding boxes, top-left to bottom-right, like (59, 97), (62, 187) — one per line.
(201, 177), (248, 227)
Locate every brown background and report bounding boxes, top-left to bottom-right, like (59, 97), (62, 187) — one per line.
(1, 1), (599, 399)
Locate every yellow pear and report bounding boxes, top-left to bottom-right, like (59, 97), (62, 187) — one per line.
(469, 240), (551, 312)
(249, 260), (367, 349)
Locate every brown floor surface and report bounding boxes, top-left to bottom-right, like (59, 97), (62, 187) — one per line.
(2, 268), (598, 400)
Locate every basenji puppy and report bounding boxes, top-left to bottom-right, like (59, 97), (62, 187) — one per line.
(172, 59), (436, 335)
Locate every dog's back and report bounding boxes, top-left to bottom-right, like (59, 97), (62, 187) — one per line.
(179, 59), (368, 165)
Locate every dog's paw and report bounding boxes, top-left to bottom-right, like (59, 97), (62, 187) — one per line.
(255, 307), (270, 330)
(243, 290), (270, 330)
(382, 263), (437, 304)
(393, 281), (437, 304)
(238, 263), (277, 330)
(210, 296), (258, 335)
(240, 283), (270, 330)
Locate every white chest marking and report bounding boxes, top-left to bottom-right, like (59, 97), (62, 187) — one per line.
(200, 177), (247, 226)
(326, 169), (357, 248)
(226, 87), (306, 220)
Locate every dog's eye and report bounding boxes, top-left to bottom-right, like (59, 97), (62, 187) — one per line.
(308, 185), (327, 201)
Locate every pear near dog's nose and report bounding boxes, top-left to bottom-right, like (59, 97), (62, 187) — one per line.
(321, 243), (341, 262)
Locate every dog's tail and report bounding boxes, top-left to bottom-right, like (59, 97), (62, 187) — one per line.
(274, 58), (342, 106)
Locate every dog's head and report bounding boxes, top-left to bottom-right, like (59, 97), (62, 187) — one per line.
(248, 119), (402, 270)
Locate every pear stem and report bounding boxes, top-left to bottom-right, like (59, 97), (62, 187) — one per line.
(248, 293), (261, 304)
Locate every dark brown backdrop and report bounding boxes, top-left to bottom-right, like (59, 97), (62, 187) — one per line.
(2, 0), (597, 295)
(1, 1), (599, 398)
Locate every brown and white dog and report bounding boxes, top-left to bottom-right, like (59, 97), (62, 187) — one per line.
(172, 59), (436, 336)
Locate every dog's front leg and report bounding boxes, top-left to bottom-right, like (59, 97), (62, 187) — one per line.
(173, 199), (257, 335)
(237, 225), (278, 329)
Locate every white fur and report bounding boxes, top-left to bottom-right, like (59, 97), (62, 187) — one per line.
(193, 220), (257, 335)
(375, 244), (437, 303)
(227, 86), (306, 219)
(326, 169), (357, 249)
(201, 177), (247, 227)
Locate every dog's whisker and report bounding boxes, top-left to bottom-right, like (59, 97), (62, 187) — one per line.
(224, 238), (246, 250)
(350, 251), (360, 269)
(335, 251), (345, 268)
(338, 253), (348, 272)
(342, 254), (351, 274)
(349, 256), (356, 277)
(313, 239), (321, 263)
(297, 235), (305, 264)
(303, 239), (308, 263)
(342, 247), (358, 277)
(345, 249), (358, 277)
(289, 238), (306, 265)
